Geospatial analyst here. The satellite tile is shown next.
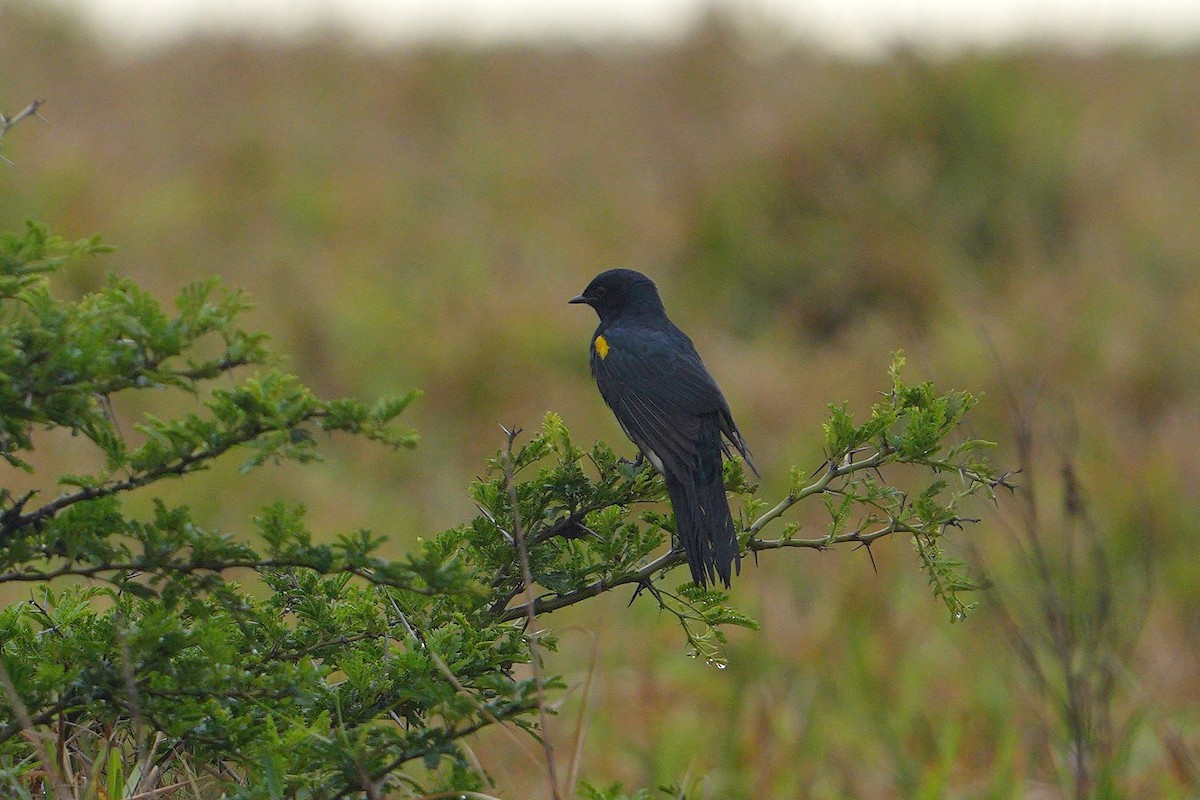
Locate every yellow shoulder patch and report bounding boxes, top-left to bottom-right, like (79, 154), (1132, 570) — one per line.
(594, 334), (610, 360)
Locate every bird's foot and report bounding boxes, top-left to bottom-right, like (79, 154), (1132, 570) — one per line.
(617, 452), (648, 479)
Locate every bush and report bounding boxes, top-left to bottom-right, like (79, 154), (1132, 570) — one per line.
(0, 222), (1001, 798)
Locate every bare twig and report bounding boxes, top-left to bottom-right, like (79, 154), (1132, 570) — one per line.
(500, 423), (563, 800)
(561, 626), (600, 797)
(124, 776), (219, 800)
(355, 756), (384, 800)
(0, 99), (47, 164)
(0, 99), (46, 134)
(117, 619), (148, 766)
(748, 448), (889, 537)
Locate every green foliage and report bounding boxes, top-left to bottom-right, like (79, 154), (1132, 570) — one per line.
(0, 223), (999, 797)
(804, 352), (999, 619)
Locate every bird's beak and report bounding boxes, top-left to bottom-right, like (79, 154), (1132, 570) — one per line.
(568, 294), (589, 305)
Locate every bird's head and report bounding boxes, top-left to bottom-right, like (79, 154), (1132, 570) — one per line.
(569, 269), (665, 321)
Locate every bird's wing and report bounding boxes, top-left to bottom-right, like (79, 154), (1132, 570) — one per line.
(593, 326), (731, 475)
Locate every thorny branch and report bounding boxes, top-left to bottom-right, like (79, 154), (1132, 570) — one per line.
(500, 446), (929, 623)
(0, 556), (436, 593)
(747, 447), (890, 537)
(496, 413), (1010, 624)
(0, 99), (47, 163)
(0, 402), (341, 541)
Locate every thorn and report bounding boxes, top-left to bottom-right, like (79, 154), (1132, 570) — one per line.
(858, 538), (879, 574)
(992, 469), (1020, 493)
(550, 517), (598, 542)
(1, 489), (37, 525)
(810, 455), (831, 478)
(627, 575), (666, 607)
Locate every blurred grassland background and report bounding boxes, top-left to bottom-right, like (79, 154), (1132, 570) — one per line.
(2, 2), (1200, 796)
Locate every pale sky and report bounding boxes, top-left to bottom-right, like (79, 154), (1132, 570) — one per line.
(70, 0), (1200, 55)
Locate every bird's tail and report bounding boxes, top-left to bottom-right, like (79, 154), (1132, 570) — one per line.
(664, 416), (740, 589)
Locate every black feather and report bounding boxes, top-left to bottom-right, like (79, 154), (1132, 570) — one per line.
(570, 269), (756, 588)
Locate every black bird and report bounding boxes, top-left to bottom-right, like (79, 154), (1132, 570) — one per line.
(570, 269), (757, 588)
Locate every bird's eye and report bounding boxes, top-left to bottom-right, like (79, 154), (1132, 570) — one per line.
(593, 286), (607, 297)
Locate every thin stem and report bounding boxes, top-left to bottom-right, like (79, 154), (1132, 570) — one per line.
(501, 424), (563, 800)
(748, 448), (889, 537)
(0, 99), (46, 164)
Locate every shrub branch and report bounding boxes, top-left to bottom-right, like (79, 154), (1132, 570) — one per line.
(0, 222), (1000, 798)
